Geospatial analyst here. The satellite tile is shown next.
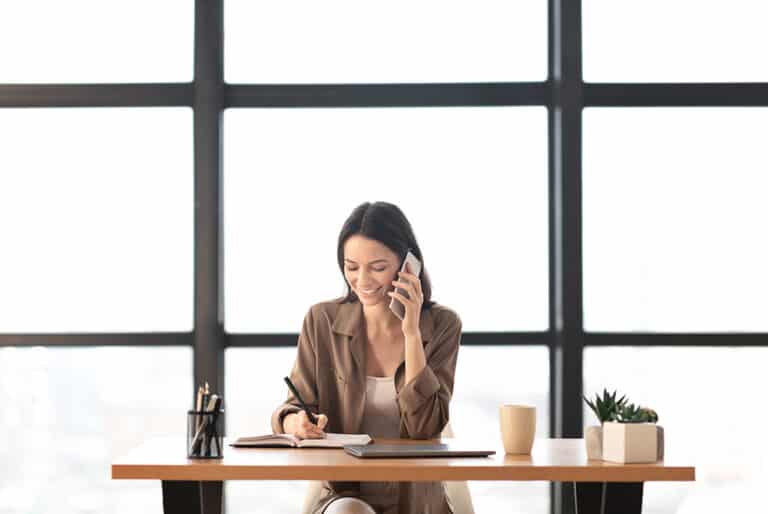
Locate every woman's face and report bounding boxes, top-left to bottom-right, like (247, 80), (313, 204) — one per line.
(343, 235), (400, 307)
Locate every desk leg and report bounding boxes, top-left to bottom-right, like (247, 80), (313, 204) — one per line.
(573, 482), (643, 514)
(161, 480), (223, 514)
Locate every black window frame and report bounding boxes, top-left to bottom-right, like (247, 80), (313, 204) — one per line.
(2, 2), (767, 513)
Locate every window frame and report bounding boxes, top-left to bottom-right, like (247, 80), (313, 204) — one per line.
(1, 2), (766, 514)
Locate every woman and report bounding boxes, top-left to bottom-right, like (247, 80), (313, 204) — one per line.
(271, 201), (462, 514)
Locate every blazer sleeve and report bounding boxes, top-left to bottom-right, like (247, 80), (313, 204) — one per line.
(270, 306), (319, 434)
(396, 310), (462, 439)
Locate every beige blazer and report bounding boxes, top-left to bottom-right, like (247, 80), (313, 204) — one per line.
(271, 298), (462, 514)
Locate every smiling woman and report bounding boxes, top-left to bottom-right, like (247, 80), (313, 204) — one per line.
(271, 201), (463, 514)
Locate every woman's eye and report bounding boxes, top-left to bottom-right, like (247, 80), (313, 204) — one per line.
(373, 268), (386, 272)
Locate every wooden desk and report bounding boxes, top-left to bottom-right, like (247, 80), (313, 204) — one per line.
(112, 437), (695, 514)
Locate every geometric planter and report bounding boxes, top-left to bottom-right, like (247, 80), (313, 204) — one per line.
(656, 425), (664, 460)
(602, 421), (658, 463)
(585, 425), (604, 460)
(584, 424), (665, 462)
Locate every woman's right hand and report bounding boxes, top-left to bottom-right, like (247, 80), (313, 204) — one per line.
(282, 410), (328, 439)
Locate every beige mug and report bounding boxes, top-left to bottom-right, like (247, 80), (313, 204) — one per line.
(500, 404), (536, 454)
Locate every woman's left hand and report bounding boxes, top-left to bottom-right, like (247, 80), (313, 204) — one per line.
(388, 263), (423, 338)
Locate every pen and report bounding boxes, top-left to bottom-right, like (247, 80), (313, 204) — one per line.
(202, 381), (210, 410)
(204, 393), (218, 456)
(283, 376), (318, 425)
(194, 385), (204, 438)
(209, 396), (223, 456)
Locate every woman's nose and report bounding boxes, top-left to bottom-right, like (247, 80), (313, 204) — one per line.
(357, 268), (374, 285)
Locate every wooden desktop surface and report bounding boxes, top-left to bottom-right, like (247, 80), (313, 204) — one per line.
(112, 437), (695, 483)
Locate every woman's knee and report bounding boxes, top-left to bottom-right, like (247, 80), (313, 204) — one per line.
(323, 497), (377, 514)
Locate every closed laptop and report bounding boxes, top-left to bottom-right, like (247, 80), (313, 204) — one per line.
(344, 443), (495, 458)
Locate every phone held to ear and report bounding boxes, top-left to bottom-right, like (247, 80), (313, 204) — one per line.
(389, 249), (423, 320)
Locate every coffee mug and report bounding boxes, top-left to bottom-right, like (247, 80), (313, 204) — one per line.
(500, 404), (536, 454)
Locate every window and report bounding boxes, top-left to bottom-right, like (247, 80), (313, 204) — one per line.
(583, 108), (768, 332)
(0, 108), (194, 332)
(451, 346), (549, 514)
(0, 346), (192, 513)
(0, 0), (193, 83)
(224, 107), (548, 333)
(6, 4), (762, 514)
(225, 0), (547, 83)
(585, 347), (768, 514)
(583, 0), (768, 82)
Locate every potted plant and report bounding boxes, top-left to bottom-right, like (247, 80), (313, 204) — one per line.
(602, 402), (663, 463)
(583, 389), (626, 460)
(583, 389), (665, 462)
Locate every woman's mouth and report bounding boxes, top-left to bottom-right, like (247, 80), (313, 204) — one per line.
(358, 287), (381, 296)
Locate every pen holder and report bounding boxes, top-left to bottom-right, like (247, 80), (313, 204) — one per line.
(187, 409), (224, 459)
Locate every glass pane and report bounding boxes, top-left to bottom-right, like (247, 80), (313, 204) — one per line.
(585, 347), (767, 514)
(583, 0), (768, 82)
(225, 0), (547, 83)
(0, 346), (192, 514)
(224, 107), (548, 333)
(226, 345), (549, 514)
(0, 1), (192, 83)
(225, 347), (301, 513)
(583, 108), (768, 332)
(452, 346), (549, 514)
(0, 108), (193, 332)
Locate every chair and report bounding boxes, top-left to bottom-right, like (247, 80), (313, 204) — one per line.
(301, 421), (476, 514)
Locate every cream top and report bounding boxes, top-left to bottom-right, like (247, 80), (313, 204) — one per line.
(359, 375), (401, 438)
(359, 375), (402, 506)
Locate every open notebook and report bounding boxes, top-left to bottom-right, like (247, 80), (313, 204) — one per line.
(230, 433), (372, 448)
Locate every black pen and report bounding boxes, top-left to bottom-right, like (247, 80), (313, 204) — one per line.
(283, 376), (318, 425)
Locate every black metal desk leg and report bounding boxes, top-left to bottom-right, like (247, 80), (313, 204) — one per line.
(574, 482), (644, 514)
(162, 480), (223, 514)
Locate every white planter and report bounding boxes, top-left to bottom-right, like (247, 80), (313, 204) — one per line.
(602, 422), (658, 464)
(585, 425), (603, 460)
(656, 425), (664, 460)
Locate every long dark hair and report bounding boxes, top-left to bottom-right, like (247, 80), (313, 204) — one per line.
(337, 201), (434, 310)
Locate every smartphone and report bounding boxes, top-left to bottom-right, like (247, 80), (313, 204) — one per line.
(389, 250), (423, 320)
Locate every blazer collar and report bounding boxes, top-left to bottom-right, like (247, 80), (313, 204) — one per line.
(332, 300), (435, 342)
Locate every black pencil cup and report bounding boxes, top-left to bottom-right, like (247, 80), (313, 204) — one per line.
(187, 409), (224, 459)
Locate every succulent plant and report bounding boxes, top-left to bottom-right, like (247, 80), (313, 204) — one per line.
(614, 403), (659, 423)
(583, 389), (627, 423)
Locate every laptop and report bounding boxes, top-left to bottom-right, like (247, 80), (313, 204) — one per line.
(344, 443), (495, 458)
